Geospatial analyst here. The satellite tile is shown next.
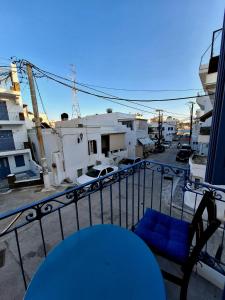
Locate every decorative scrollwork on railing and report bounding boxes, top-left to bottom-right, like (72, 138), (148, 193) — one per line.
(184, 180), (225, 201)
(145, 160), (189, 178)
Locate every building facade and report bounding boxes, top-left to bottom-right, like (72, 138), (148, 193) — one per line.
(0, 64), (40, 180)
(28, 112), (152, 185)
(149, 117), (177, 142)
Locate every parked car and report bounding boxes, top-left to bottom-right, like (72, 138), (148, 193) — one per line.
(177, 143), (192, 151)
(76, 164), (118, 190)
(176, 149), (192, 162)
(162, 141), (171, 149)
(118, 157), (142, 173)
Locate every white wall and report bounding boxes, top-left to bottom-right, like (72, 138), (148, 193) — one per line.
(28, 112), (150, 184)
(7, 152), (30, 174)
(189, 159), (206, 180)
(0, 124), (28, 150)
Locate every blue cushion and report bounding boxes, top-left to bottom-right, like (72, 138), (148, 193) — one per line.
(134, 209), (190, 264)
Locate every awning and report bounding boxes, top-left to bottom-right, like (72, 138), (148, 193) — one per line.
(138, 137), (154, 146)
(199, 110), (213, 122)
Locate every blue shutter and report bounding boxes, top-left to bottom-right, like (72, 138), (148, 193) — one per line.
(0, 101), (9, 120)
(15, 155), (25, 167)
(205, 13), (225, 184)
(0, 130), (15, 151)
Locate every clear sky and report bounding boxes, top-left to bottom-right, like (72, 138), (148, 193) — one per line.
(1, 1), (224, 120)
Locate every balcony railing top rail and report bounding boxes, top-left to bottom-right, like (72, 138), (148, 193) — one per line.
(0, 111), (25, 122)
(0, 160), (224, 297)
(199, 28), (223, 67)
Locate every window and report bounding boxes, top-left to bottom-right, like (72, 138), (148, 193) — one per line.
(162, 127), (164, 131)
(121, 120), (133, 130)
(107, 167), (114, 173)
(14, 155), (25, 167)
(77, 168), (83, 177)
(88, 140), (97, 155)
(100, 169), (107, 176)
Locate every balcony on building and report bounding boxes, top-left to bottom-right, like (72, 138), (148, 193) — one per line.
(199, 28), (222, 98)
(0, 111), (25, 125)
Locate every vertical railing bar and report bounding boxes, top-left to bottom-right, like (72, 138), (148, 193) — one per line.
(118, 174), (122, 226)
(193, 193), (198, 213)
(169, 177), (174, 216)
(110, 184), (113, 224)
(180, 179), (186, 220)
(100, 185), (104, 224)
(151, 170), (154, 209)
(159, 167), (163, 212)
(132, 170), (135, 227)
(126, 175), (128, 229)
(58, 208), (64, 240)
(137, 167), (141, 222)
(15, 229), (27, 290)
(219, 224), (225, 263)
(88, 194), (92, 226)
(74, 201), (80, 230)
(142, 165), (146, 217)
(39, 219), (47, 257)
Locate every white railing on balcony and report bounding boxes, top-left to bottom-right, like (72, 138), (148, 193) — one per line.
(0, 112), (24, 122)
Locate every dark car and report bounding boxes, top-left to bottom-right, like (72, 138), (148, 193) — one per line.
(118, 157), (142, 174)
(176, 149), (192, 162)
(118, 157), (141, 169)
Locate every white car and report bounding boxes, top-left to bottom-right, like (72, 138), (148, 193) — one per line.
(76, 164), (118, 190)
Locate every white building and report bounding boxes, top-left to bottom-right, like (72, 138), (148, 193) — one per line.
(149, 117), (177, 142)
(28, 112), (152, 185)
(0, 64), (40, 180)
(185, 29), (224, 214)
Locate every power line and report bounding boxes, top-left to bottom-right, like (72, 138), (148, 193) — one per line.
(75, 82), (204, 93)
(72, 81), (189, 116)
(33, 74), (51, 125)
(26, 62), (212, 102)
(14, 60), (209, 118)
(41, 69), (212, 103)
(34, 67), (189, 116)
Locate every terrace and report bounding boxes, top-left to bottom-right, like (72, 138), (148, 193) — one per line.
(0, 160), (224, 299)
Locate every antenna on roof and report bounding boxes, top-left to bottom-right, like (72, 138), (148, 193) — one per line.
(70, 64), (81, 119)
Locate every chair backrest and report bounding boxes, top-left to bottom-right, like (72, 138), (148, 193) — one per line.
(187, 190), (221, 266)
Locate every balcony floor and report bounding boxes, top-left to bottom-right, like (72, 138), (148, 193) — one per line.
(157, 256), (222, 300)
(0, 169), (224, 300)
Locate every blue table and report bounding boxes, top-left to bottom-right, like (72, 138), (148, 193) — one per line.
(25, 224), (166, 300)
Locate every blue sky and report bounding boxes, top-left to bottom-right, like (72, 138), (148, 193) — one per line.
(1, 1), (224, 120)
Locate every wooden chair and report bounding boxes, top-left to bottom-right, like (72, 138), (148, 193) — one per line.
(134, 190), (221, 300)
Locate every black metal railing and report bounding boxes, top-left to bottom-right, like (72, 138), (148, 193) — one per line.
(0, 160), (225, 299)
(199, 28), (222, 68)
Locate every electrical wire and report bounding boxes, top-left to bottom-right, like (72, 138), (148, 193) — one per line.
(33, 74), (51, 125)
(75, 82), (203, 93)
(71, 81), (189, 117)
(27, 62), (213, 103)
(33, 67), (191, 116)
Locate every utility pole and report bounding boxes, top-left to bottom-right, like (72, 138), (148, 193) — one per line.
(156, 109), (163, 146)
(26, 63), (52, 191)
(188, 101), (194, 145)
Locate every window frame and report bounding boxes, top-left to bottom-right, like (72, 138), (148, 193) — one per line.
(14, 155), (25, 167)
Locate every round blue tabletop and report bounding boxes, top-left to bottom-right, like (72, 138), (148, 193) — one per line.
(25, 224), (166, 300)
